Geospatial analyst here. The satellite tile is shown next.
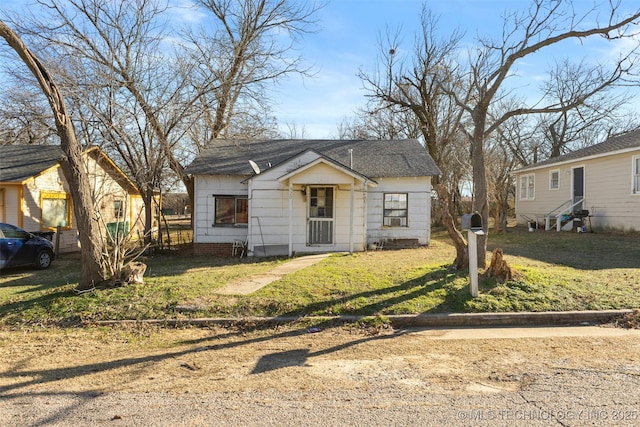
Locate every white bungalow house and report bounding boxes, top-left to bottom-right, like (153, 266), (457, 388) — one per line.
(513, 129), (640, 232)
(0, 144), (145, 252)
(185, 139), (441, 257)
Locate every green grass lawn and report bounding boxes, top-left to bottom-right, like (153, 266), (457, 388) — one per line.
(1, 227), (639, 326)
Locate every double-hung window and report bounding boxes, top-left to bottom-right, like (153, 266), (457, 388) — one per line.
(383, 193), (408, 227)
(519, 174), (535, 200)
(214, 196), (248, 225)
(549, 170), (559, 190)
(114, 199), (124, 219)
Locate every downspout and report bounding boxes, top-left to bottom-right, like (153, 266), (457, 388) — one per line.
(247, 178), (253, 256)
(362, 180), (368, 250)
(192, 177), (197, 238)
(288, 181), (293, 257)
(349, 180), (354, 254)
(426, 178), (432, 244)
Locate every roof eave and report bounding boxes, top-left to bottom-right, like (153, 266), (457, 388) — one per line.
(512, 146), (640, 174)
(277, 156), (375, 184)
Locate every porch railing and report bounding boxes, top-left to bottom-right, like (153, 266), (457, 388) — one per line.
(545, 198), (585, 231)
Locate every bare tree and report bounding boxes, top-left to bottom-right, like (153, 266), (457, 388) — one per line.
(4, 0), (186, 244)
(281, 122), (307, 139)
(336, 103), (424, 140)
(0, 19), (106, 289)
(534, 59), (639, 159)
(359, 11), (473, 269)
(486, 122), (520, 233)
(0, 86), (57, 146)
(184, 0), (322, 146)
(446, 0), (640, 267)
(360, 1), (640, 269)
(8, 0), (321, 237)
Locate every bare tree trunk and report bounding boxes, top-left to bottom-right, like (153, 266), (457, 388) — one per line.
(434, 183), (468, 270)
(183, 175), (195, 227)
(0, 20), (106, 289)
(142, 189), (154, 248)
(471, 117), (488, 268)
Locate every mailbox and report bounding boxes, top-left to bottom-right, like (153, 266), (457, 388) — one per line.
(462, 212), (484, 298)
(461, 213), (484, 235)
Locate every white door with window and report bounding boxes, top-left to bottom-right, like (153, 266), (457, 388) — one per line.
(307, 187), (334, 245)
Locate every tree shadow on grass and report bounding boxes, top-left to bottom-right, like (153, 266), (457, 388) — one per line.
(0, 251), (285, 290)
(0, 290), (78, 324)
(0, 253), (292, 324)
(267, 266), (473, 318)
(488, 228), (640, 270)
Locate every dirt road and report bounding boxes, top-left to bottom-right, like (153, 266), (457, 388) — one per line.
(0, 324), (639, 426)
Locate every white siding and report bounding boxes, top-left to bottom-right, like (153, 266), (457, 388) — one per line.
(366, 177), (432, 245)
(249, 158), (368, 255)
(192, 152), (435, 255)
(193, 175), (248, 243)
(288, 162), (358, 185)
(515, 148), (640, 231)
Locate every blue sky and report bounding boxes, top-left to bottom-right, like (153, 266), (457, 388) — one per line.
(274, 0), (505, 137)
(2, 0), (638, 138)
(270, 0), (640, 138)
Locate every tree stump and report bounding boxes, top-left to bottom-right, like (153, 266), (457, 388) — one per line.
(484, 248), (513, 282)
(120, 261), (147, 284)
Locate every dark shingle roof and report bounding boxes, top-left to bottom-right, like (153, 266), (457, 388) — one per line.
(517, 129), (640, 172)
(185, 139), (441, 178)
(0, 145), (63, 182)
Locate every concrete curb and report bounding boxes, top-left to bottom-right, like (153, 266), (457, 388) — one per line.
(386, 309), (634, 327)
(90, 309), (635, 328)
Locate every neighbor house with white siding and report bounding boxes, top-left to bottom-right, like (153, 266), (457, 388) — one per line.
(0, 145), (145, 252)
(185, 139), (441, 257)
(513, 129), (640, 232)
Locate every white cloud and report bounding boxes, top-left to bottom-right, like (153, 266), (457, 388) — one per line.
(167, 0), (207, 24)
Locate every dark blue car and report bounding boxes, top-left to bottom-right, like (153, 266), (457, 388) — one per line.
(0, 223), (55, 270)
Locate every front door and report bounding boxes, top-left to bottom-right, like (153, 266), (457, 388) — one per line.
(307, 187), (334, 245)
(572, 166), (584, 211)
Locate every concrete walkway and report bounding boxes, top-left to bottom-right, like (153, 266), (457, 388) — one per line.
(216, 253), (333, 295)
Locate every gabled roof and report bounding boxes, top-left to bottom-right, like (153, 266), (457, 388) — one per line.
(0, 145), (139, 194)
(0, 145), (63, 182)
(185, 139), (441, 178)
(276, 149), (377, 185)
(515, 129), (640, 173)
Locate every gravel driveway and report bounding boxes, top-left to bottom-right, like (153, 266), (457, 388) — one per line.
(1, 325), (639, 426)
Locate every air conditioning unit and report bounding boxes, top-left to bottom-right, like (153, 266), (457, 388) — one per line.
(389, 217), (402, 227)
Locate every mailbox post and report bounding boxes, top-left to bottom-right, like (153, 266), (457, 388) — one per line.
(461, 213), (484, 297)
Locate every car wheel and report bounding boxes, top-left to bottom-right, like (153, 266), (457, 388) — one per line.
(35, 249), (53, 269)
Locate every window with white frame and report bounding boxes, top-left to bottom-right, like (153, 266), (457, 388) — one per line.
(383, 193), (408, 227)
(549, 170), (559, 190)
(633, 156), (640, 194)
(519, 174), (535, 200)
(114, 199), (124, 219)
(309, 187), (334, 218)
